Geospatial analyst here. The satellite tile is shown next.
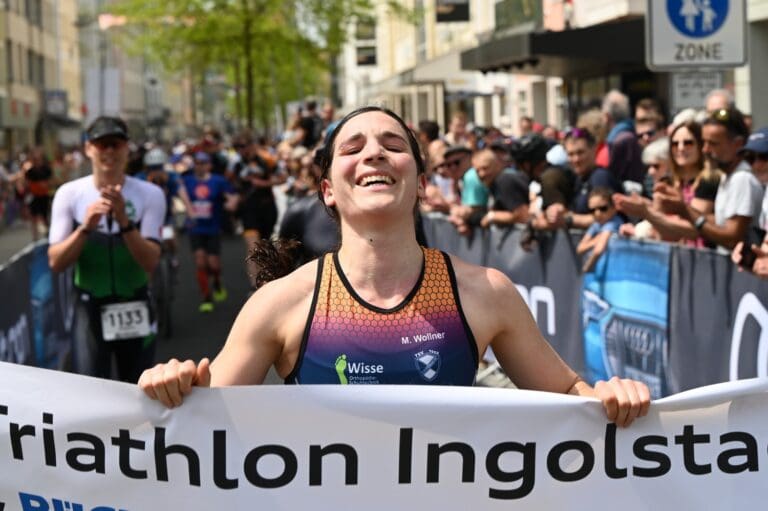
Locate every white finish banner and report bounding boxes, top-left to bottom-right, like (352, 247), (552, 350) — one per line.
(1, 362), (767, 510)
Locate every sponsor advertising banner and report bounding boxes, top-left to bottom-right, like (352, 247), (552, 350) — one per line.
(1, 362), (767, 510)
(423, 213), (487, 266)
(0, 251), (34, 365)
(668, 246), (768, 394)
(28, 244), (77, 370)
(582, 238), (671, 399)
(486, 227), (584, 374)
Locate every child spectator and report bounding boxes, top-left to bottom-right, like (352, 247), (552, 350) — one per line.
(577, 187), (622, 273)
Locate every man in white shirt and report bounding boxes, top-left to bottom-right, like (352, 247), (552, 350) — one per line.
(656, 107), (762, 252)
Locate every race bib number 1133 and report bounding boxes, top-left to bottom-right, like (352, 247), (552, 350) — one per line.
(100, 301), (151, 341)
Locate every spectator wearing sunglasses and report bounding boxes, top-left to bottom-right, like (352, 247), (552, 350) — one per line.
(617, 121), (721, 248)
(655, 107), (762, 252)
(577, 188), (622, 273)
(635, 98), (665, 150)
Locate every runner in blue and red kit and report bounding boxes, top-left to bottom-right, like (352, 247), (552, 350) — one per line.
(184, 151), (239, 312)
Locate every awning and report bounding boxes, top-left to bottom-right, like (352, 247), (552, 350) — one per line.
(39, 113), (82, 128)
(367, 49), (505, 99)
(460, 17), (645, 77)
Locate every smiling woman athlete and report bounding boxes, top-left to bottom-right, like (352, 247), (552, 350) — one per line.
(139, 106), (650, 427)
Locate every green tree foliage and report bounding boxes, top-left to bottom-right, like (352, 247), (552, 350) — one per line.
(107, 0), (411, 132)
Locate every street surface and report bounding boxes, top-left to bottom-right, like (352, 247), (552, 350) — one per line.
(154, 232), (283, 384)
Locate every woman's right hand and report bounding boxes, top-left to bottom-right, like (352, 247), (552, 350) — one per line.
(138, 358), (211, 408)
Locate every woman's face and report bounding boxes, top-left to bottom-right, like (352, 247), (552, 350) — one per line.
(322, 111), (424, 222)
(671, 126), (700, 168)
(565, 138), (596, 177)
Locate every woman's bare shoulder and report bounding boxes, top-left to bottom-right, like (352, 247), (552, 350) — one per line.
(446, 254), (515, 298)
(252, 258), (320, 308)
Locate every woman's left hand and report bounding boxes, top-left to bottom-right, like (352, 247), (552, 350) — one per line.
(593, 377), (651, 427)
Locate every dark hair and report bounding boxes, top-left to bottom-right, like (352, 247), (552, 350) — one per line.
(248, 106), (424, 288)
(564, 127), (596, 147)
(635, 98), (663, 121)
(588, 186), (614, 204)
(315, 105), (426, 187)
(703, 107), (750, 141)
(418, 120), (440, 142)
(247, 238), (303, 290)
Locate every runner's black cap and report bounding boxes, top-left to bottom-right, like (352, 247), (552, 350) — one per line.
(86, 116), (129, 141)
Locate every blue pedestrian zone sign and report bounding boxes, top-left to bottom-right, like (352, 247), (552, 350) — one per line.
(666, 0), (728, 38)
(646, 0), (746, 69)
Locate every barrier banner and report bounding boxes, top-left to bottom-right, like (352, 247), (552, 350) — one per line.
(668, 247), (768, 394)
(422, 214), (487, 266)
(0, 253), (34, 365)
(582, 238), (671, 399)
(1, 363), (767, 510)
(486, 227), (584, 374)
(29, 244), (77, 370)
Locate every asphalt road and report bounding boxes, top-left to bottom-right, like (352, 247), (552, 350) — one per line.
(153, 231), (283, 384)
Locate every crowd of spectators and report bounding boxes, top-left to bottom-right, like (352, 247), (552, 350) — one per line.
(414, 88), (768, 282)
(3, 89), (768, 284)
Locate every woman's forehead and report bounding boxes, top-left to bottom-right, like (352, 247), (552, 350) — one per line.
(336, 111), (407, 140)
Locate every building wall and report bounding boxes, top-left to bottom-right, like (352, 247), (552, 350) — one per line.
(58, 0), (82, 121)
(736, 0), (768, 126)
(570, 0), (643, 27)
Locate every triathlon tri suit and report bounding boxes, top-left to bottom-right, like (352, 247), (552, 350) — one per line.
(286, 248), (478, 385)
(49, 175), (166, 382)
(183, 173), (234, 254)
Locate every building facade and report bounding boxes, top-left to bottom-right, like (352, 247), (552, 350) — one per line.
(463, 0), (767, 127)
(338, 0), (563, 135)
(1, 0), (83, 159)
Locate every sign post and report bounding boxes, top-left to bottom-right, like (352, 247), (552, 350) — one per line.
(646, 0), (748, 70)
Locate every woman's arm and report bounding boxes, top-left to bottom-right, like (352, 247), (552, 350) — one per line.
(454, 258), (650, 427)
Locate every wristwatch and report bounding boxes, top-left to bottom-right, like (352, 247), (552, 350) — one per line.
(694, 215), (707, 231)
(119, 221), (136, 234)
